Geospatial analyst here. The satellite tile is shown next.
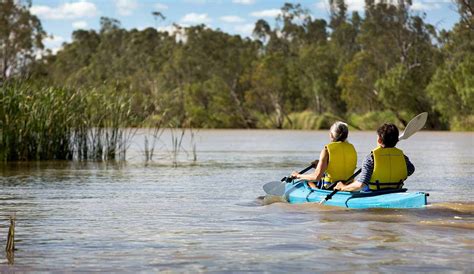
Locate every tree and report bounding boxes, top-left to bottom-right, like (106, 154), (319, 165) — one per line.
(427, 2), (474, 129)
(456, 0), (474, 31)
(246, 53), (290, 128)
(329, 0), (361, 73)
(428, 55), (474, 125)
(0, 0), (45, 82)
(338, 1), (437, 124)
(295, 44), (344, 114)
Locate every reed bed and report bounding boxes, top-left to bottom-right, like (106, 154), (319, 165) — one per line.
(0, 82), (135, 161)
(283, 111), (335, 130)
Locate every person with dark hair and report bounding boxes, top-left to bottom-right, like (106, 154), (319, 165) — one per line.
(292, 121), (357, 189)
(335, 123), (415, 192)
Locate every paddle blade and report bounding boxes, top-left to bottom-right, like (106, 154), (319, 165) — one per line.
(263, 181), (282, 193)
(263, 181), (287, 196)
(399, 112), (428, 140)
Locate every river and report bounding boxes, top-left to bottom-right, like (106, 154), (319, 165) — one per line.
(0, 130), (472, 272)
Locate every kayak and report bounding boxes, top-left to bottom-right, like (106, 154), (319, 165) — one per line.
(285, 181), (428, 209)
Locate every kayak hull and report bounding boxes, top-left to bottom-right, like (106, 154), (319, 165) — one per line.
(286, 181), (428, 209)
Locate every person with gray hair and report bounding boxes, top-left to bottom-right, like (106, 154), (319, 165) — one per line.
(292, 121), (357, 189)
(330, 121), (349, 142)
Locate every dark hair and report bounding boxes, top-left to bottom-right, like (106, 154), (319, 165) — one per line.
(377, 123), (399, 147)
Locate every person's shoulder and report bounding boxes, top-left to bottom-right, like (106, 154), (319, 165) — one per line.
(362, 153), (374, 164)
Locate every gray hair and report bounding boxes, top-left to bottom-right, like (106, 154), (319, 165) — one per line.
(330, 121), (349, 142)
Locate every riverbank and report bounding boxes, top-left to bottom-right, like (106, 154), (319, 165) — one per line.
(1, 83), (472, 161)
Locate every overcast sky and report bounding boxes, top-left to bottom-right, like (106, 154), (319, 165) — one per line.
(30, 0), (460, 53)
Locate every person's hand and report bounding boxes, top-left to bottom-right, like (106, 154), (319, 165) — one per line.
(334, 181), (345, 191)
(291, 171), (299, 179)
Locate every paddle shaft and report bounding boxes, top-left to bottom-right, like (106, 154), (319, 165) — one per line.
(281, 160), (318, 182)
(320, 168), (361, 203)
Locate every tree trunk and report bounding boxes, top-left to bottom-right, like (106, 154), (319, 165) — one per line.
(229, 77), (254, 128)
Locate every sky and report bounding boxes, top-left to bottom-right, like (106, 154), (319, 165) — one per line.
(30, 0), (460, 53)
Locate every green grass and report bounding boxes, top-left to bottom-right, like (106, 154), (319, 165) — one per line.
(450, 115), (474, 131)
(283, 111), (335, 130)
(281, 111), (411, 131)
(347, 111), (405, 130)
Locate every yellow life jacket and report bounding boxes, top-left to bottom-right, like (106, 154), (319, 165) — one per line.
(323, 142), (357, 186)
(368, 146), (407, 190)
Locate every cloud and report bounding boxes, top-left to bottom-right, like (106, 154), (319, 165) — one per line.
(72, 20), (88, 29)
(43, 35), (65, 45)
(234, 23), (255, 37)
(183, 0), (208, 4)
(157, 25), (177, 33)
(181, 13), (212, 24)
(157, 25), (188, 43)
(314, 0), (365, 12)
(116, 0), (139, 16)
(154, 3), (168, 10)
(220, 15), (245, 23)
(314, 1), (328, 11)
(30, 1), (98, 20)
(250, 9), (281, 18)
(315, 0), (448, 12)
(411, 0), (446, 11)
(232, 0), (255, 4)
(349, 0), (366, 11)
(42, 34), (91, 54)
(43, 35), (66, 53)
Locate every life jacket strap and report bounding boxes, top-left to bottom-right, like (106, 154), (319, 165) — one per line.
(368, 180), (404, 190)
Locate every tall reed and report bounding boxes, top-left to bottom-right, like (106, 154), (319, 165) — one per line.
(167, 126), (198, 167)
(0, 82), (136, 161)
(143, 118), (165, 162)
(169, 126), (185, 167)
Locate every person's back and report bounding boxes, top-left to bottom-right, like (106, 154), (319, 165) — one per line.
(324, 140), (357, 187)
(293, 121), (357, 189)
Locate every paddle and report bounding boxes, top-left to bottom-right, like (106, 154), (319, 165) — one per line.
(319, 112), (428, 205)
(262, 160), (318, 195)
(319, 169), (361, 204)
(281, 160), (319, 182)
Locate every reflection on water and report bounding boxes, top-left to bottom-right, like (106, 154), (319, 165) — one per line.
(0, 130), (472, 271)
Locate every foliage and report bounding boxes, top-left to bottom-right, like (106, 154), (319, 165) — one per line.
(0, 0), (46, 82)
(427, 12), (474, 130)
(1, 0), (472, 151)
(338, 1), (437, 125)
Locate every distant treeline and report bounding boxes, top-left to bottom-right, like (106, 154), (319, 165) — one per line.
(2, 1), (474, 132)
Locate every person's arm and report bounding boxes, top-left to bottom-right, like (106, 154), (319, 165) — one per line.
(335, 153), (374, 192)
(405, 155), (415, 176)
(292, 148), (328, 181)
(335, 180), (364, 191)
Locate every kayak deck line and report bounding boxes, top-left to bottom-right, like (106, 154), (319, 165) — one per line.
(286, 180), (429, 209)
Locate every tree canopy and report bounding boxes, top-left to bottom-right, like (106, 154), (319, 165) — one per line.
(6, 1), (474, 130)
(0, 0), (45, 82)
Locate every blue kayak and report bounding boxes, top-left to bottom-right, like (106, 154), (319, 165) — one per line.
(285, 181), (428, 209)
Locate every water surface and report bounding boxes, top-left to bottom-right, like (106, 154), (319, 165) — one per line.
(0, 130), (472, 271)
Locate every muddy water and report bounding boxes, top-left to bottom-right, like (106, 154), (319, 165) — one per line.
(0, 130), (472, 271)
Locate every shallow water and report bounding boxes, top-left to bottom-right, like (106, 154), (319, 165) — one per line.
(0, 130), (473, 272)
